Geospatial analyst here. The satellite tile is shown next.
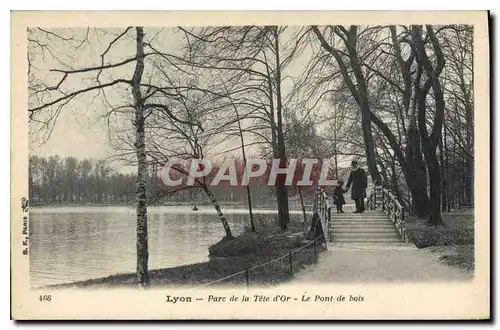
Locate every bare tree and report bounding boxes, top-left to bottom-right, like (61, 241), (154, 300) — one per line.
(143, 72), (234, 238)
(176, 25), (309, 230)
(28, 27), (201, 286)
(411, 25), (446, 225)
(311, 25), (382, 184)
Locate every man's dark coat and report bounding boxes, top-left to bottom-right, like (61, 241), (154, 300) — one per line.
(346, 168), (368, 200)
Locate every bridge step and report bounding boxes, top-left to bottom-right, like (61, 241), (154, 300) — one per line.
(332, 217), (390, 220)
(331, 228), (398, 233)
(328, 210), (403, 244)
(332, 237), (403, 243)
(330, 213), (389, 217)
(331, 220), (394, 224)
(333, 231), (400, 237)
(331, 213), (387, 215)
(330, 226), (395, 233)
(330, 221), (394, 228)
(330, 219), (392, 224)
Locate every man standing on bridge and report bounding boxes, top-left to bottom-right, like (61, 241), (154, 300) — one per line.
(344, 160), (368, 213)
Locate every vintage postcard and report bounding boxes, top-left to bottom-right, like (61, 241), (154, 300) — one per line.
(11, 11), (490, 320)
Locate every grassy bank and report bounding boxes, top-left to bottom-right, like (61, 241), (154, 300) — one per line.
(50, 220), (325, 289)
(406, 209), (474, 272)
(430, 245), (475, 272)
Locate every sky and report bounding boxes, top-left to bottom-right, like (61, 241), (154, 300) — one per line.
(28, 26), (351, 171)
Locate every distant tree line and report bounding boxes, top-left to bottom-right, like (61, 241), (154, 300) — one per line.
(28, 155), (287, 205)
(29, 155), (136, 204)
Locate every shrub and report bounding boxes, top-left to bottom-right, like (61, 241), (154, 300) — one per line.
(209, 230), (306, 258)
(209, 233), (268, 257)
(406, 222), (474, 248)
(243, 214), (277, 235)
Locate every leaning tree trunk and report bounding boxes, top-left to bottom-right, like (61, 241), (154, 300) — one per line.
(132, 27), (149, 287)
(202, 184), (233, 238)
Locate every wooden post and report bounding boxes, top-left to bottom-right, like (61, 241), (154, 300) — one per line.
(327, 207), (332, 243)
(381, 188), (385, 212)
(401, 211), (406, 242)
(313, 190), (317, 214)
(320, 193), (323, 214)
(289, 252), (293, 276)
(245, 268), (249, 287)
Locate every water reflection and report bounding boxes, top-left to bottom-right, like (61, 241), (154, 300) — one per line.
(30, 206), (290, 287)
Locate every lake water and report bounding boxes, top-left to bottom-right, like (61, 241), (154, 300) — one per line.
(29, 206), (304, 287)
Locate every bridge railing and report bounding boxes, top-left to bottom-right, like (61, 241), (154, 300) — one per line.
(367, 184), (407, 242)
(313, 187), (332, 242)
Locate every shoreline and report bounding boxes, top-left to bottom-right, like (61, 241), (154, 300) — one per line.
(29, 203), (315, 209)
(43, 223), (325, 289)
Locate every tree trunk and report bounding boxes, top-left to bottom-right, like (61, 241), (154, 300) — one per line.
(444, 123), (451, 212)
(417, 90), (443, 226)
(298, 186), (307, 228)
(202, 184), (233, 238)
(439, 135), (447, 212)
(345, 27), (381, 184)
(461, 156), (466, 206)
(274, 26), (290, 230)
(132, 27), (149, 287)
(411, 25), (446, 225)
(312, 26), (382, 185)
(361, 108), (381, 184)
(232, 96), (255, 232)
(245, 186), (255, 232)
(426, 152), (443, 225)
(405, 98), (429, 218)
(466, 156), (473, 205)
(333, 112), (339, 180)
(413, 28), (444, 225)
(334, 151), (339, 180)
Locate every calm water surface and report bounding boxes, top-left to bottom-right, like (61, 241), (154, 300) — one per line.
(29, 206), (293, 287)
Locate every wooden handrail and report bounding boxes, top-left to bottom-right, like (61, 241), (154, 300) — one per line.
(382, 188), (403, 209)
(313, 188), (332, 243)
(367, 184), (407, 242)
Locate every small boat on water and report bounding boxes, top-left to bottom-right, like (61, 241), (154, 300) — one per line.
(192, 205), (198, 211)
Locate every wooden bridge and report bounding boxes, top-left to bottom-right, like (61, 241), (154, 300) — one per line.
(313, 185), (408, 244)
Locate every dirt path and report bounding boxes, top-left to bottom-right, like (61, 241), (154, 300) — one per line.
(293, 243), (473, 283)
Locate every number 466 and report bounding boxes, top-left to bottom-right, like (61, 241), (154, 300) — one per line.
(39, 295), (51, 302)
